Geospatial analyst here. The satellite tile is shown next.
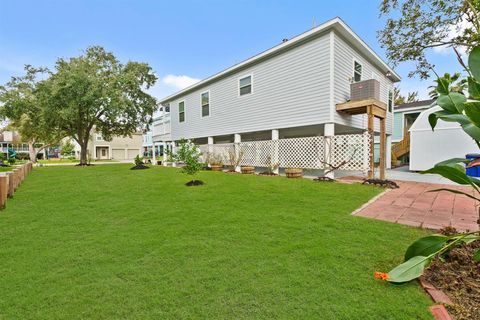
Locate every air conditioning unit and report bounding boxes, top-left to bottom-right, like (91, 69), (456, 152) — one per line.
(350, 79), (380, 101)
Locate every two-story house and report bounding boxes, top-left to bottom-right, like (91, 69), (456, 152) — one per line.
(154, 17), (400, 178)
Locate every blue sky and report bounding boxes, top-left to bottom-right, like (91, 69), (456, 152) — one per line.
(0, 0), (460, 100)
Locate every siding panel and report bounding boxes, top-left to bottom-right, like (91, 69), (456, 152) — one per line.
(169, 34), (332, 140)
(333, 33), (394, 134)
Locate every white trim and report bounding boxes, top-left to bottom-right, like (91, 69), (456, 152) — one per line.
(159, 17), (400, 104)
(329, 31), (335, 122)
(94, 144), (111, 160)
(238, 74), (253, 97)
(394, 105), (432, 114)
(400, 109), (423, 138)
(352, 59), (362, 82)
(200, 90), (210, 118)
(178, 100), (186, 123)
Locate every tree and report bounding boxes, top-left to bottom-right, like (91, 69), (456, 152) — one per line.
(0, 65), (63, 163)
(393, 87), (419, 105)
(60, 139), (75, 157)
(173, 139), (204, 186)
(379, 0), (480, 79)
(39, 46), (157, 165)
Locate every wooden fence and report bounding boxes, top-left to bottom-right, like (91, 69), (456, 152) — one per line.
(0, 162), (33, 209)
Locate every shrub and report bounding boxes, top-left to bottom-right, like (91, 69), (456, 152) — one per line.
(172, 139), (203, 185)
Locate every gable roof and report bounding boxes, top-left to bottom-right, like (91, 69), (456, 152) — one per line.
(159, 17), (400, 104)
(395, 99), (435, 111)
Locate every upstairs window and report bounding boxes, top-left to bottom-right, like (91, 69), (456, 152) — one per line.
(96, 134), (103, 141)
(353, 61), (362, 82)
(239, 75), (252, 96)
(388, 90), (393, 112)
(201, 91), (210, 117)
(178, 101), (185, 123)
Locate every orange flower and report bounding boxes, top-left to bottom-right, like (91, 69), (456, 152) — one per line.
(374, 272), (389, 281)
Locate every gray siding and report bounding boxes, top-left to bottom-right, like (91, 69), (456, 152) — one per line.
(169, 33), (332, 140)
(333, 32), (394, 134)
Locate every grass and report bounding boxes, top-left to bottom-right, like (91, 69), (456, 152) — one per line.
(38, 159), (119, 164)
(0, 165), (433, 319)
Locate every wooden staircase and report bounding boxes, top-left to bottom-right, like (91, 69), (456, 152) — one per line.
(392, 133), (410, 162)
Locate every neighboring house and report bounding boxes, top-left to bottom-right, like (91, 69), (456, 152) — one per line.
(0, 131), (46, 159)
(142, 129), (153, 157)
(73, 132), (143, 161)
(155, 17), (400, 177)
(410, 106), (478, 171)
(377, 99), (434, 164)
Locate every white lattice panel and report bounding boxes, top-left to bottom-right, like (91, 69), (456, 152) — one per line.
(278, 136), (325, 169)
(197, 132), (369, 171)
(331, 132), (371, 171)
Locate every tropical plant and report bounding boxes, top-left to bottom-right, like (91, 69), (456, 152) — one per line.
(172, 139), (203, 185)
(377, 47), (480, 284)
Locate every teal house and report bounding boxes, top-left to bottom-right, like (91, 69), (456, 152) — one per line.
(374, 99), (434, 164)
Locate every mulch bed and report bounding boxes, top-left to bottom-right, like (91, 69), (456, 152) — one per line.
(130, 164), (149, 170)
(423, 228), (480, 320)
(258, 171), (278, 176)
(362, 179), (399, 189)
(313, 176), (335, 182)
(185, 180), (204, 186)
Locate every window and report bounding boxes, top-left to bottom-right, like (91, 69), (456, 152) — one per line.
(239, 75), (252, 96)
(388, 90), (393, 112)
(178, 101), (185, 122)
(201, 91), (210, 117)
(353, 61), (362, 82)
(96, 134), (103, 141)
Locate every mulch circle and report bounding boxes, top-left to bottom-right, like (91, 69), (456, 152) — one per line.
(422, 227), (480, 320)
(313, 176), (335, 182)
(185, 180), (204, 186)
(258, 171), (278, 176)
(130, 164), (149, 170)
(362, 179), (399, 189)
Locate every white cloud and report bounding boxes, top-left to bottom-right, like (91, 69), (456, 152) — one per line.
(161, 74), (200, 90)
(433, 17), (471, 54)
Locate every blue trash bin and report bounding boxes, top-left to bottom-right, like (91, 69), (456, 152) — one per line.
(466, 153), (480, 177)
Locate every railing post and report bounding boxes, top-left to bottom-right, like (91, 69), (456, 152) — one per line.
(0, 175), (8, 209)
(324, 123), (335, 179)
(271, 130), (279, 174)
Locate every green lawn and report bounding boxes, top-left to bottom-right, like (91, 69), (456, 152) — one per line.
(38, 159), (119, 164)
(0, 165), (433, 319)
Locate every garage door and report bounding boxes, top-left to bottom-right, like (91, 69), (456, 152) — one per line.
(112, 149), (125, 160)
(127, 149), (140, 159)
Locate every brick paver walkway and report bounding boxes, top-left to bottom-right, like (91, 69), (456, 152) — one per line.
(354, 181), (479, 231)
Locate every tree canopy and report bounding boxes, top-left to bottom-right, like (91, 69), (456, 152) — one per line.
(379, 0), (480, 79)
(0, 65), (62, 162)
(39, 46), (158, 165)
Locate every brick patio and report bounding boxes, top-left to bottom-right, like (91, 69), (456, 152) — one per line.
(353, 181), (479, 231)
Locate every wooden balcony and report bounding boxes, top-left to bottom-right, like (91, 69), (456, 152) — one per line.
(336, 98), (388, 180)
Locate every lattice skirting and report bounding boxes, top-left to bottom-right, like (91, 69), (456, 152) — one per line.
(197, 132), (371, 171)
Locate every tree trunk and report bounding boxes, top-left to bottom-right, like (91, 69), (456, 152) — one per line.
(79, 142), (89, 165)
(28, 142), (37, 163)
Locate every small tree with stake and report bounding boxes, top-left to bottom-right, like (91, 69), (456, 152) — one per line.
(173, 139), (204, 186)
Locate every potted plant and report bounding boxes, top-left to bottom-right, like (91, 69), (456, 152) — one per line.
(240, 165), (255, 174)
(209, 154), (224, 171)
(285, 167), (303, 178)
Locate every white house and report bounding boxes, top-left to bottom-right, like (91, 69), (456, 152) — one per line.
(410, 106), (478, 171)
(154, 17), (400, 177)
